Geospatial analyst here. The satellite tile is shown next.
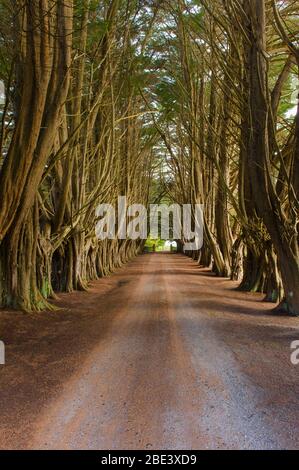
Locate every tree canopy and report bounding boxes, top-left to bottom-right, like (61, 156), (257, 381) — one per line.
(0, 0), (298, 314)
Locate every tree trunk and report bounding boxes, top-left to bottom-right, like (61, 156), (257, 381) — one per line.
(244, 0), (299, 314)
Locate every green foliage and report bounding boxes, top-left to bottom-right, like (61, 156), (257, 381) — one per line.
(155, 77), (180, 115)
(144, 238), (166, 252)
(268, 56), (298, 118)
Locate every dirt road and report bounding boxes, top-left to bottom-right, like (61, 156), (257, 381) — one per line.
(0, 253), (299, 449)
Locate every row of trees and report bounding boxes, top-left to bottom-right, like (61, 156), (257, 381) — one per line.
(0, 0), (156, 310)
(0, 0), (298, 315)
(149, 0), (298, 314)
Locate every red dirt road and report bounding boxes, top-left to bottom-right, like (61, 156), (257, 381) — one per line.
(0, 253), (299, 449)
